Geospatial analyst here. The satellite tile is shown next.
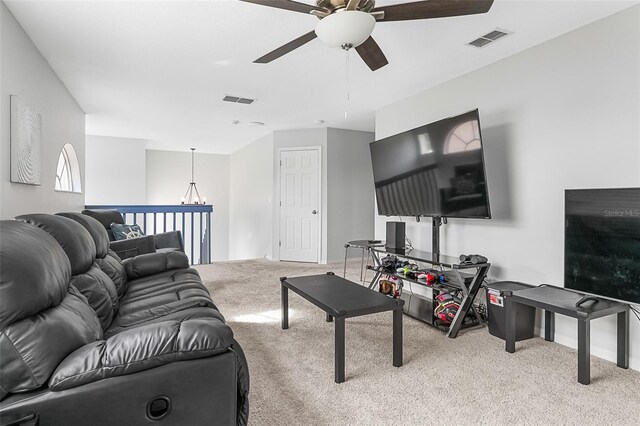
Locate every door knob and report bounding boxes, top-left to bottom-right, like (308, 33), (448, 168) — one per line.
(312, 210), (317, 215)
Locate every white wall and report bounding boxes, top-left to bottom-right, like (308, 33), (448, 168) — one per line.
(229, 133), (274, 260)
(0, 4), (85, 219)
(327, 128), (375, 261)
(146, 149), (230, 261)
(85, 135), (146, 204)
(375, 7), (640, 369)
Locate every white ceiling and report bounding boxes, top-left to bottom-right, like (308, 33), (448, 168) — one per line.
(5, 0), (637, 154)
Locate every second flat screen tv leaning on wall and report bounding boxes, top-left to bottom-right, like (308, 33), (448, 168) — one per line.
(370, 109), (491, 218)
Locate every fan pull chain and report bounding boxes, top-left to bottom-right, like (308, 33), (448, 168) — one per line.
(345, 48), (350, 119)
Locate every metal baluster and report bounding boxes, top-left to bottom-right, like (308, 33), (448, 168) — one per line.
(153, 213), (157, 234)
(163, 213), (166, 233)
(199, 212), (203, 264)
(190, 212), (195, 265)
(208, 211), (212, 263)
(182, 212), (186, 255)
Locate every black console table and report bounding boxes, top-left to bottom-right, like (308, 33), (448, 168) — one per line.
(367, 247), (490, 339)
(504, 286), (629, 385)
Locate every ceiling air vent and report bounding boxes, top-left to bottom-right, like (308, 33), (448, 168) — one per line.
(467, 28), (511, 48)
(223, 95), (256, 105)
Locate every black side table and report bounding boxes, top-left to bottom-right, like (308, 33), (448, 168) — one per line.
(504, 285), (629, 385)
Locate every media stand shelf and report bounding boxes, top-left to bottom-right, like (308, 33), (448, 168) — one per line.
(367, 246), (490, 338)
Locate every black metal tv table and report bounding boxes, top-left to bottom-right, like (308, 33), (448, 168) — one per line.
(504, 285), (629, 385)
(280, 272), (404, 383)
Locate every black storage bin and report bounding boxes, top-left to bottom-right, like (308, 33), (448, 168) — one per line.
(486, 281), (535, 341)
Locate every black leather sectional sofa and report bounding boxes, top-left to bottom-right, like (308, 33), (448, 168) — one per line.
(0, 212), (249, 425)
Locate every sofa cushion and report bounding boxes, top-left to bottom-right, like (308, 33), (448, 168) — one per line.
(82, 209), (124, 241)
(111, 223), (145, 241)
(58, 213), (128, 296)
(105, 306), (226, 339)
(122, 251), (190, 280)
(57, 212), (110, 259)
(70, 266), (120, 330)
(0, 221), (71, 326)
(17, 214), (96, 276)
(49, 317), (234, 391)
(94, 251), (128, 298)
(0, 285), (102, 400)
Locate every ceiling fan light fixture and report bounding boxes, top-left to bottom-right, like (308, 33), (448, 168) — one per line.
(315, 11), (375, 49)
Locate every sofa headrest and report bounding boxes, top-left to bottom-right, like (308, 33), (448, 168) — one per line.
(17, 214), (97, 276)
(0, 220), (71, 327)
(82, 209), (123, 235)
(57, 212), (110, 259)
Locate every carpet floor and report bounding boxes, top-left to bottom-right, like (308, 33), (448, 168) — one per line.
(196, 259), (640, 425)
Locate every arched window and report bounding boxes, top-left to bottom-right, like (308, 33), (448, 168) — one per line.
(55, 143), (82, 193)
(444, 120), (481, 154)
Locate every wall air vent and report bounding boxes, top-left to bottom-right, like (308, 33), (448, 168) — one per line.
(223, 95), (256, 104)
(467, 28), (511, 48)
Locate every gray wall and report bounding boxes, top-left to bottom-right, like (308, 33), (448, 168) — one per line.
(229, 132), (274, 260)
(146, 149), (230, 261)
(1, 4), (85, 219)
(85, 135), (146, 204)
(228, 127), (375, 263)
(327, 128), (375, 261)
(375, 7), (640, 369)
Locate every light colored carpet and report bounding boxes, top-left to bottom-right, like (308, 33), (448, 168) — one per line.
(196, 259), (640, 425)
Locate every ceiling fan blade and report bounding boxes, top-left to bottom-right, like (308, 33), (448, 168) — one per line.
(254, 31), (317, 64)
(374, 0), (494, 22)
(355, 37), (388, 71)
(238, 0), (326, 15)
(345, 0), (362, 11)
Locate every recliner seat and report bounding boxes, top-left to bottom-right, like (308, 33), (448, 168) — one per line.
(0, 213), (249, 426)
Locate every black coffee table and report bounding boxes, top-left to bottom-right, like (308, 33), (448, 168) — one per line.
(280, 272), (404, 383)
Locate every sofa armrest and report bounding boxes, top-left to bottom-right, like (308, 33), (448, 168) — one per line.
(153, 230), (184, 252)
(49, 318), (234, 391)
(110, 235), (156, 260)
(122, 251), (189, 280)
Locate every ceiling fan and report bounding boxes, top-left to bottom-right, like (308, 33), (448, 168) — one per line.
(240, 0), (494, 71)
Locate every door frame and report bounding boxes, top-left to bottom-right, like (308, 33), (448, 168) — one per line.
(275, 146), (323, 264)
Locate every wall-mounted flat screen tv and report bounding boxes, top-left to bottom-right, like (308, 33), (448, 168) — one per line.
(370, 109), (491, 218)
(565, 188), (640, 305)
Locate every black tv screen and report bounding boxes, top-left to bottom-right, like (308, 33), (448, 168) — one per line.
(370, 109), (491, 218)
(565, 188), (640, 304)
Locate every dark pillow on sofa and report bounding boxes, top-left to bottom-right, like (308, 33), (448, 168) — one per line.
(110, 223), (145, 241)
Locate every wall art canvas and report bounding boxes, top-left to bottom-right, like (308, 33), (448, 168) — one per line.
(11, 95), (42, 185)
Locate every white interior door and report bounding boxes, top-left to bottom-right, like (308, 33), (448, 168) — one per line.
(279, 149), (319, 262)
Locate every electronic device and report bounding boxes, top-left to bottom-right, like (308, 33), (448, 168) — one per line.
(370, 109), (491, 219)
(386, 221), (406, 250)
(565, 188), (640, 305)
(459, 254), (488, 264)
(367, 239), (382, 244)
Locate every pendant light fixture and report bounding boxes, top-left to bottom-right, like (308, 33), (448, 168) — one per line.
(181, 148), (206, 205)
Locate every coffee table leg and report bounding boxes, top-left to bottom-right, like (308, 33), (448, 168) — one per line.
(578, 318), (590, 385)
(335, 317), (345, 383)
(281, 284), (288, 330)
(545, 310), (555, 342)
(326, 313), (333, 322)
(617, 309), (629, 369)
(393, 309), (403, 367)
